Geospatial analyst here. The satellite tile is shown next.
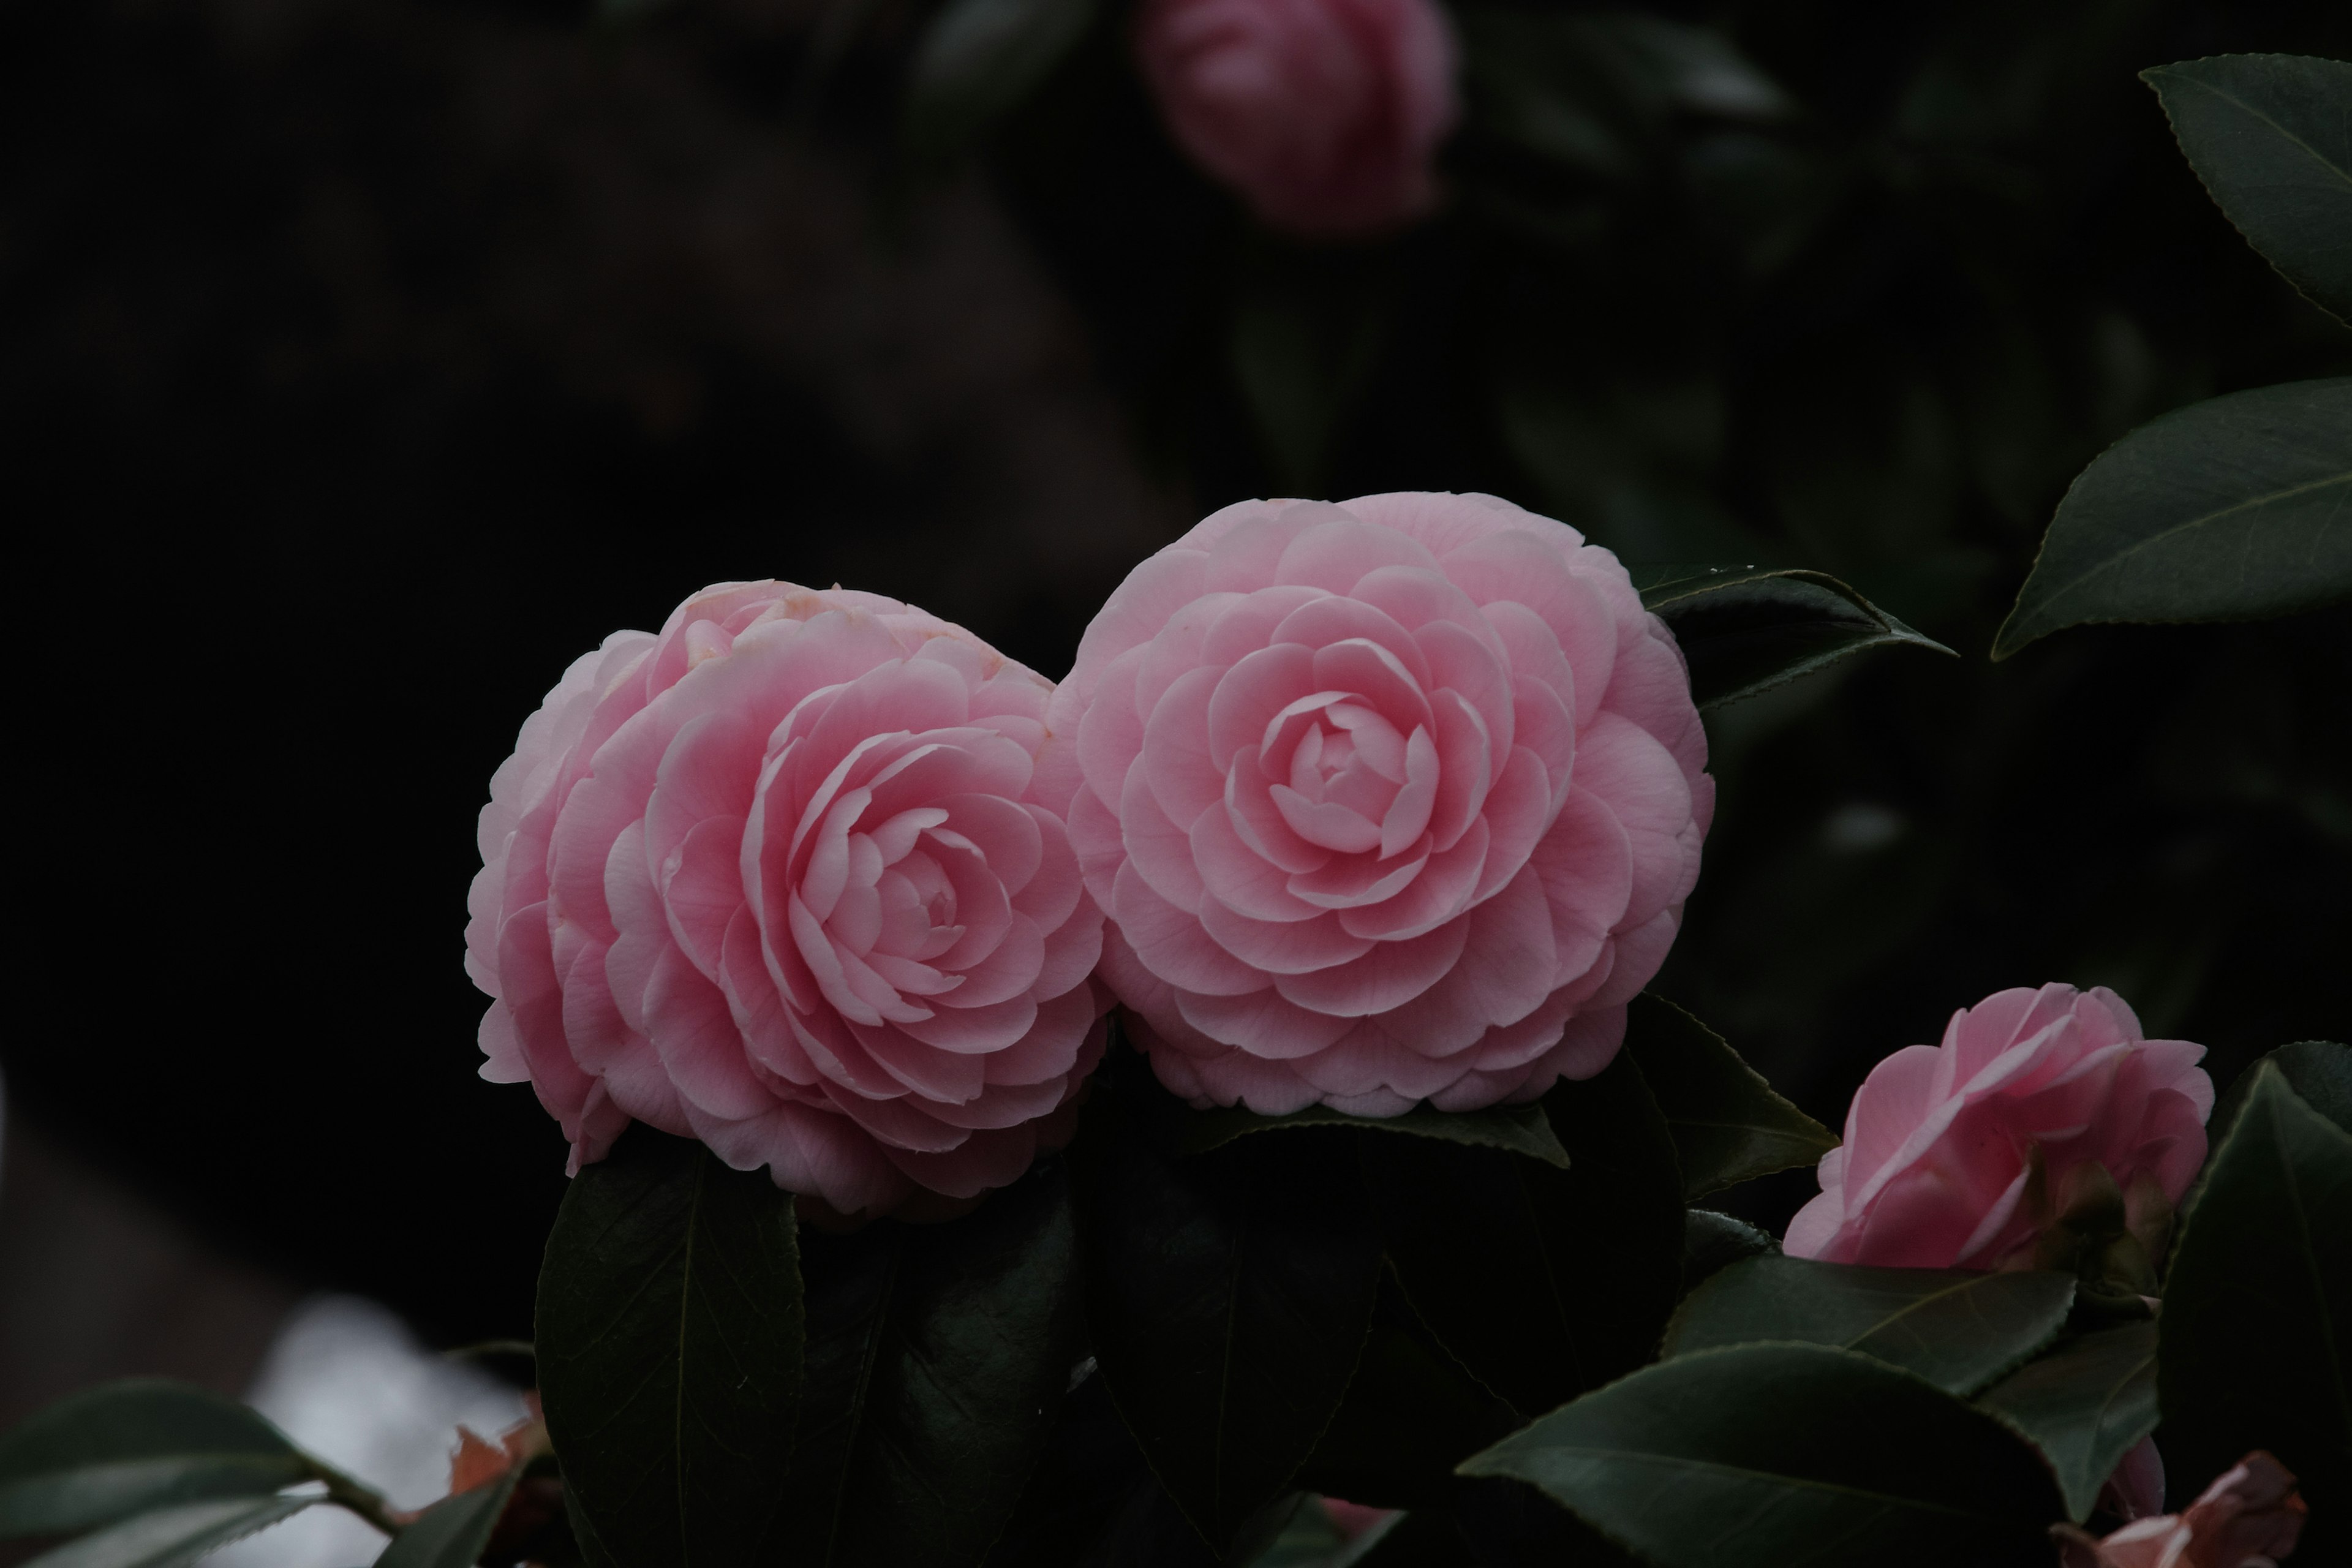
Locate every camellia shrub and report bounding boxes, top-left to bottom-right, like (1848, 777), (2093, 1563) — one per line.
(1, 46), (2345, 1568)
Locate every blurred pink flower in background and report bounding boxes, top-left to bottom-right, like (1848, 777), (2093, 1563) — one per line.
(1135, 0), (1458, 237)
(2057, 1450), (2305, 1568)
(467, 582), (1107, 1217)
(1784, 984), (2212, 1270)
(1042, 492), (1711, 1117)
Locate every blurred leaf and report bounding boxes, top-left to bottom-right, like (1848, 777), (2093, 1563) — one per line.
(1622, 994), (1836, 1197)
(1172, 1101), (1568, 1169)
(1680, 1209), (1775, 1295)
(905, 0), (1096, 159)
(1072, 1068), (1384, 1553)
(2160, 1061), (2352, 1560)
(22, 1497), (314, 1568)
(1458, 1343), (2064, 1567)
(1993, 379), (2352, 657)
(1295, 1275), (1525, 1509)
(1366, 1052), (1684, 1418)
(1341, 1509), (1483, 1566)
(1976, 1322), (2158, 1523)
(2144, 55), (2352, 326)
(0, 1383), (307, 1540)
(786, 1165), (1081, 1567)
(372, 1472), (521, 1568)
(1463, 13), (1790, 178)
(1663, 1256), (2075, 1395)
(1231, 260), (1390, 497)
(1633, 565), (1955, 707)
(535, 1129), (802, 1568)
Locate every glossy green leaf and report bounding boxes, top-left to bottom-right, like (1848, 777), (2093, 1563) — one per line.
(534, 1129), (803, 1568)
(1072, 1067), (1384, 1553)
(1680, 1209), (1775, 1295)
(22, 1497), (314, 1568)
(1172, 1099), (1568, 1169)
(372, 1472), (521, 1568)
(1663, 1255), (2075, 1395)
(785, 1164), (1082, 1567)
(2144, 55), (2352, 326)
(1367, 1050), (1684, 1418)
(2160, 1063), (2352, 1561)
(1460, 1343), (2064, 1567)
(903, 0), (1095, 157)
(1977, 1321), (2158, 1522)
(1993, 379), (2352, 656)
(1632, 565), (1954, 708)
(1294, 1275), (1524, 1510)
(1621, 994), (1836, 1197)
(0, 1382), (309, 1540)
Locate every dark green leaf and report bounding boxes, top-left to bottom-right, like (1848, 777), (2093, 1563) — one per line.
(1679, 1209), (1775, 1295)
(1631, 565), (1954, 707)
(2185, 1041), (2352, 1224)
(1172, 1101), (1568, 1169)
(1459, 1343), (2064, 1567)
(787, 1163), (1082, 1567)
(1976, 1322), (2159, 1522)
(2209, 1041), (2352, 1147)
(1992, 379), (2352, 657)
(0, 1381), (308, 1539)
(903, 0), (1095, 158)
(1368, 1050), (1684, 1417)
(1072, 1069), (1384, 1553)
(1621, 994), (1836, 1197)
(1294, 1275), (1524, 1510)
(22, 1497), (314, 1568)
(372, 1472), (522, 1568)
(2144, 55), (2352, 326)
(2160, 1062), (2352, 1561)
(1662, 1255), (2074, 1395)
(534, 1129), (803, 1568)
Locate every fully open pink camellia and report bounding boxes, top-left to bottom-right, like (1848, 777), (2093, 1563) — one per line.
(1135, 0), (1458, 238)
(1785, 984), (2212, 1270)
(466, 582), (1109, 1218)
(1041, 492), (1712, 1115)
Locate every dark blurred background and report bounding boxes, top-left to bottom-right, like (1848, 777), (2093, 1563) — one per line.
(4, 0), (2348, 1412)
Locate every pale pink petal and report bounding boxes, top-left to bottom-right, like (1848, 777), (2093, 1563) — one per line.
(1274, 918), (1470, 1016)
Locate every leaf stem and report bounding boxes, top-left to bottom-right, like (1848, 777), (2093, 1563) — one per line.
(306, 1457), (410, 1535)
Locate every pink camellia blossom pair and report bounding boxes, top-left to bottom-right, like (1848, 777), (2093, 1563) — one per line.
(2056, 1452), (2306, 1568)
(1041, 492), (1713, 1116)
(471, 492), (1705, 1207)
(1135, 0), (1459, 236)
(466, 582), (1108, 1218)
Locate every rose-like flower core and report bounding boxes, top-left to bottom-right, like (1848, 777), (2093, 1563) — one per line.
(1136, 0), (1458, 237)
(1042, 492), (1713, 1115)
(467, 582), (1107, 1216)
(1785, 984), (2212, 1270)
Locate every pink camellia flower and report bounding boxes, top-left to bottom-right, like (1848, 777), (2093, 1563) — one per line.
(1135, 0), (1458, 238)
(466, 582), (1109, 1217)
(1040, 492), (1712, 1115)
(2056, 1450), (2305, 1568)
(1784, 984), (2212, 1270)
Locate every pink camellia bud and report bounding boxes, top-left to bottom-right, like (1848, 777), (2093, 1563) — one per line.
(1135, 0), (1460, 238)
(466, 582), (1110, 1218)
(1783, 984), (2212, 1272)
(2054, 1450), (2306, 1568)
(1039, 493), (1711, 1117)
